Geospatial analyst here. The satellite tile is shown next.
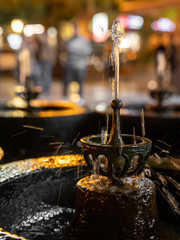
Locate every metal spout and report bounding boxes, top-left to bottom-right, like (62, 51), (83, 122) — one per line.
(108, 98), (124, 146)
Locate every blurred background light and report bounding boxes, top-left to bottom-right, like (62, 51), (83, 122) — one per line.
(34, 24), (45, 34)
(11, 19), (24, 33)
(127, 51), (137, 61)
(23, 25), (34, 37)
(92, 12), (108, 42)
(47, 27), (57, 38)
(0, 26), (3, 35)
(59, 22), (74, 40)
(126, 32), (141, 52)
(117, 15), (144, 30)
(117, 15), (129, 29)
(151, 18), (176, 32)
(120, 37), (131, 49)
(147, 80), (158, 90)
(23, 24), (45, 37)
(47, 26), (58, 46)
(128, 15), (144, 30)
(7, 34), (23, 50)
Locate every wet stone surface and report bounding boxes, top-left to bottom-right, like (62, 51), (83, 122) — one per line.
(0, 157), (88, 240)
(12, 205), (75, 240)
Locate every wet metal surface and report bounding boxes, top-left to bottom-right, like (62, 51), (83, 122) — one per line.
(75, 175), (162, 240)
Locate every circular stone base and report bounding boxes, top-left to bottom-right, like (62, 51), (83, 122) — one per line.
(74, 175), (170, 240)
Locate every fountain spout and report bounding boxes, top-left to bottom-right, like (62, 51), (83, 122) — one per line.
(80, 19), (151, 181)
(107, 20), (124, 146)
(107, 98), (124, 146)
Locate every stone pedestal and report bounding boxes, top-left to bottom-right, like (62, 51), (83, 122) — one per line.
(74, 175), (170, 240)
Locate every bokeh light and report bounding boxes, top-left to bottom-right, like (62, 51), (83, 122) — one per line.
(120, 38), (131, 49)
(47, 26), (57, 38)
(126, 32), (141, 52)
(7, 34), (23, 50)
(23, 24), (45, 37)
(0, 26), (3, 35)
(59, 21), (75, 40)
(92, 12), (109, 42)
(117, 15), (144, 30)
(151, 18), (176, 32)
(147, 80), (158, 90)
(11, 19), (24, 33)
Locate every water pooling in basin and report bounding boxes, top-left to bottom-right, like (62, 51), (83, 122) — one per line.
(0, 155), (87, 240)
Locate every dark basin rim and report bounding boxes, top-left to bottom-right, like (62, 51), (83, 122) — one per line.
(80, 134), (152, 148)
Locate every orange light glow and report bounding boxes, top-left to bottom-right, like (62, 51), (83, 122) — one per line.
(0, 147), (4, 161)
(127, 51), (137, 61)
(28, 154), (85, 171)
(30, 99), (87, 117)
(0, 227), (28, 239)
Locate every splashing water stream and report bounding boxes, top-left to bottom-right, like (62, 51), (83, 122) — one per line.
(108, 20), (124, 99)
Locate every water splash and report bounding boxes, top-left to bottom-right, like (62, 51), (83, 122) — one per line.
(71, 132), (80, 146)
(141, 109), (145, 137)
(101, 127), (108, 144)
(22, 125), (44, 131)
(11, 131), (28, 138)
(157, 139), (171, 148)
(108, 20), (124, 99)
(133, 126), (136, 144)
(92, 158), (100, 176)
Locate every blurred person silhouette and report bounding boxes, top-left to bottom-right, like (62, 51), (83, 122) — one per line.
(168, 39), (180, 92)
(155, 44), (167, 89)
(62, 23), (93, 104)
(33, 33), (57, 97)
(18, 37), (33, 88)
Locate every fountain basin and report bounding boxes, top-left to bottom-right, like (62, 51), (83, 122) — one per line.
(0, 100), (89, 117)
(0, 154), (179, 239)
(0, 100), (100, 163)
(149, 90), (173, 109)
(0, 154), (87, 239)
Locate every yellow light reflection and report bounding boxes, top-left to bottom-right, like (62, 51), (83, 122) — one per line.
(0, 227), (27, 239)
(30, 154), (85, 170)
(30, 100), (87, 117)
(0, 148), (4, 161)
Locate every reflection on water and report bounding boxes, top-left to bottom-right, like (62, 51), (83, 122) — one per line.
(0, 100), (87, 118)
(0, 206), (75, 240)
(0, 154), (85, 183)
(13, 206), (75, 240)
(0, 154), (87, 240)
